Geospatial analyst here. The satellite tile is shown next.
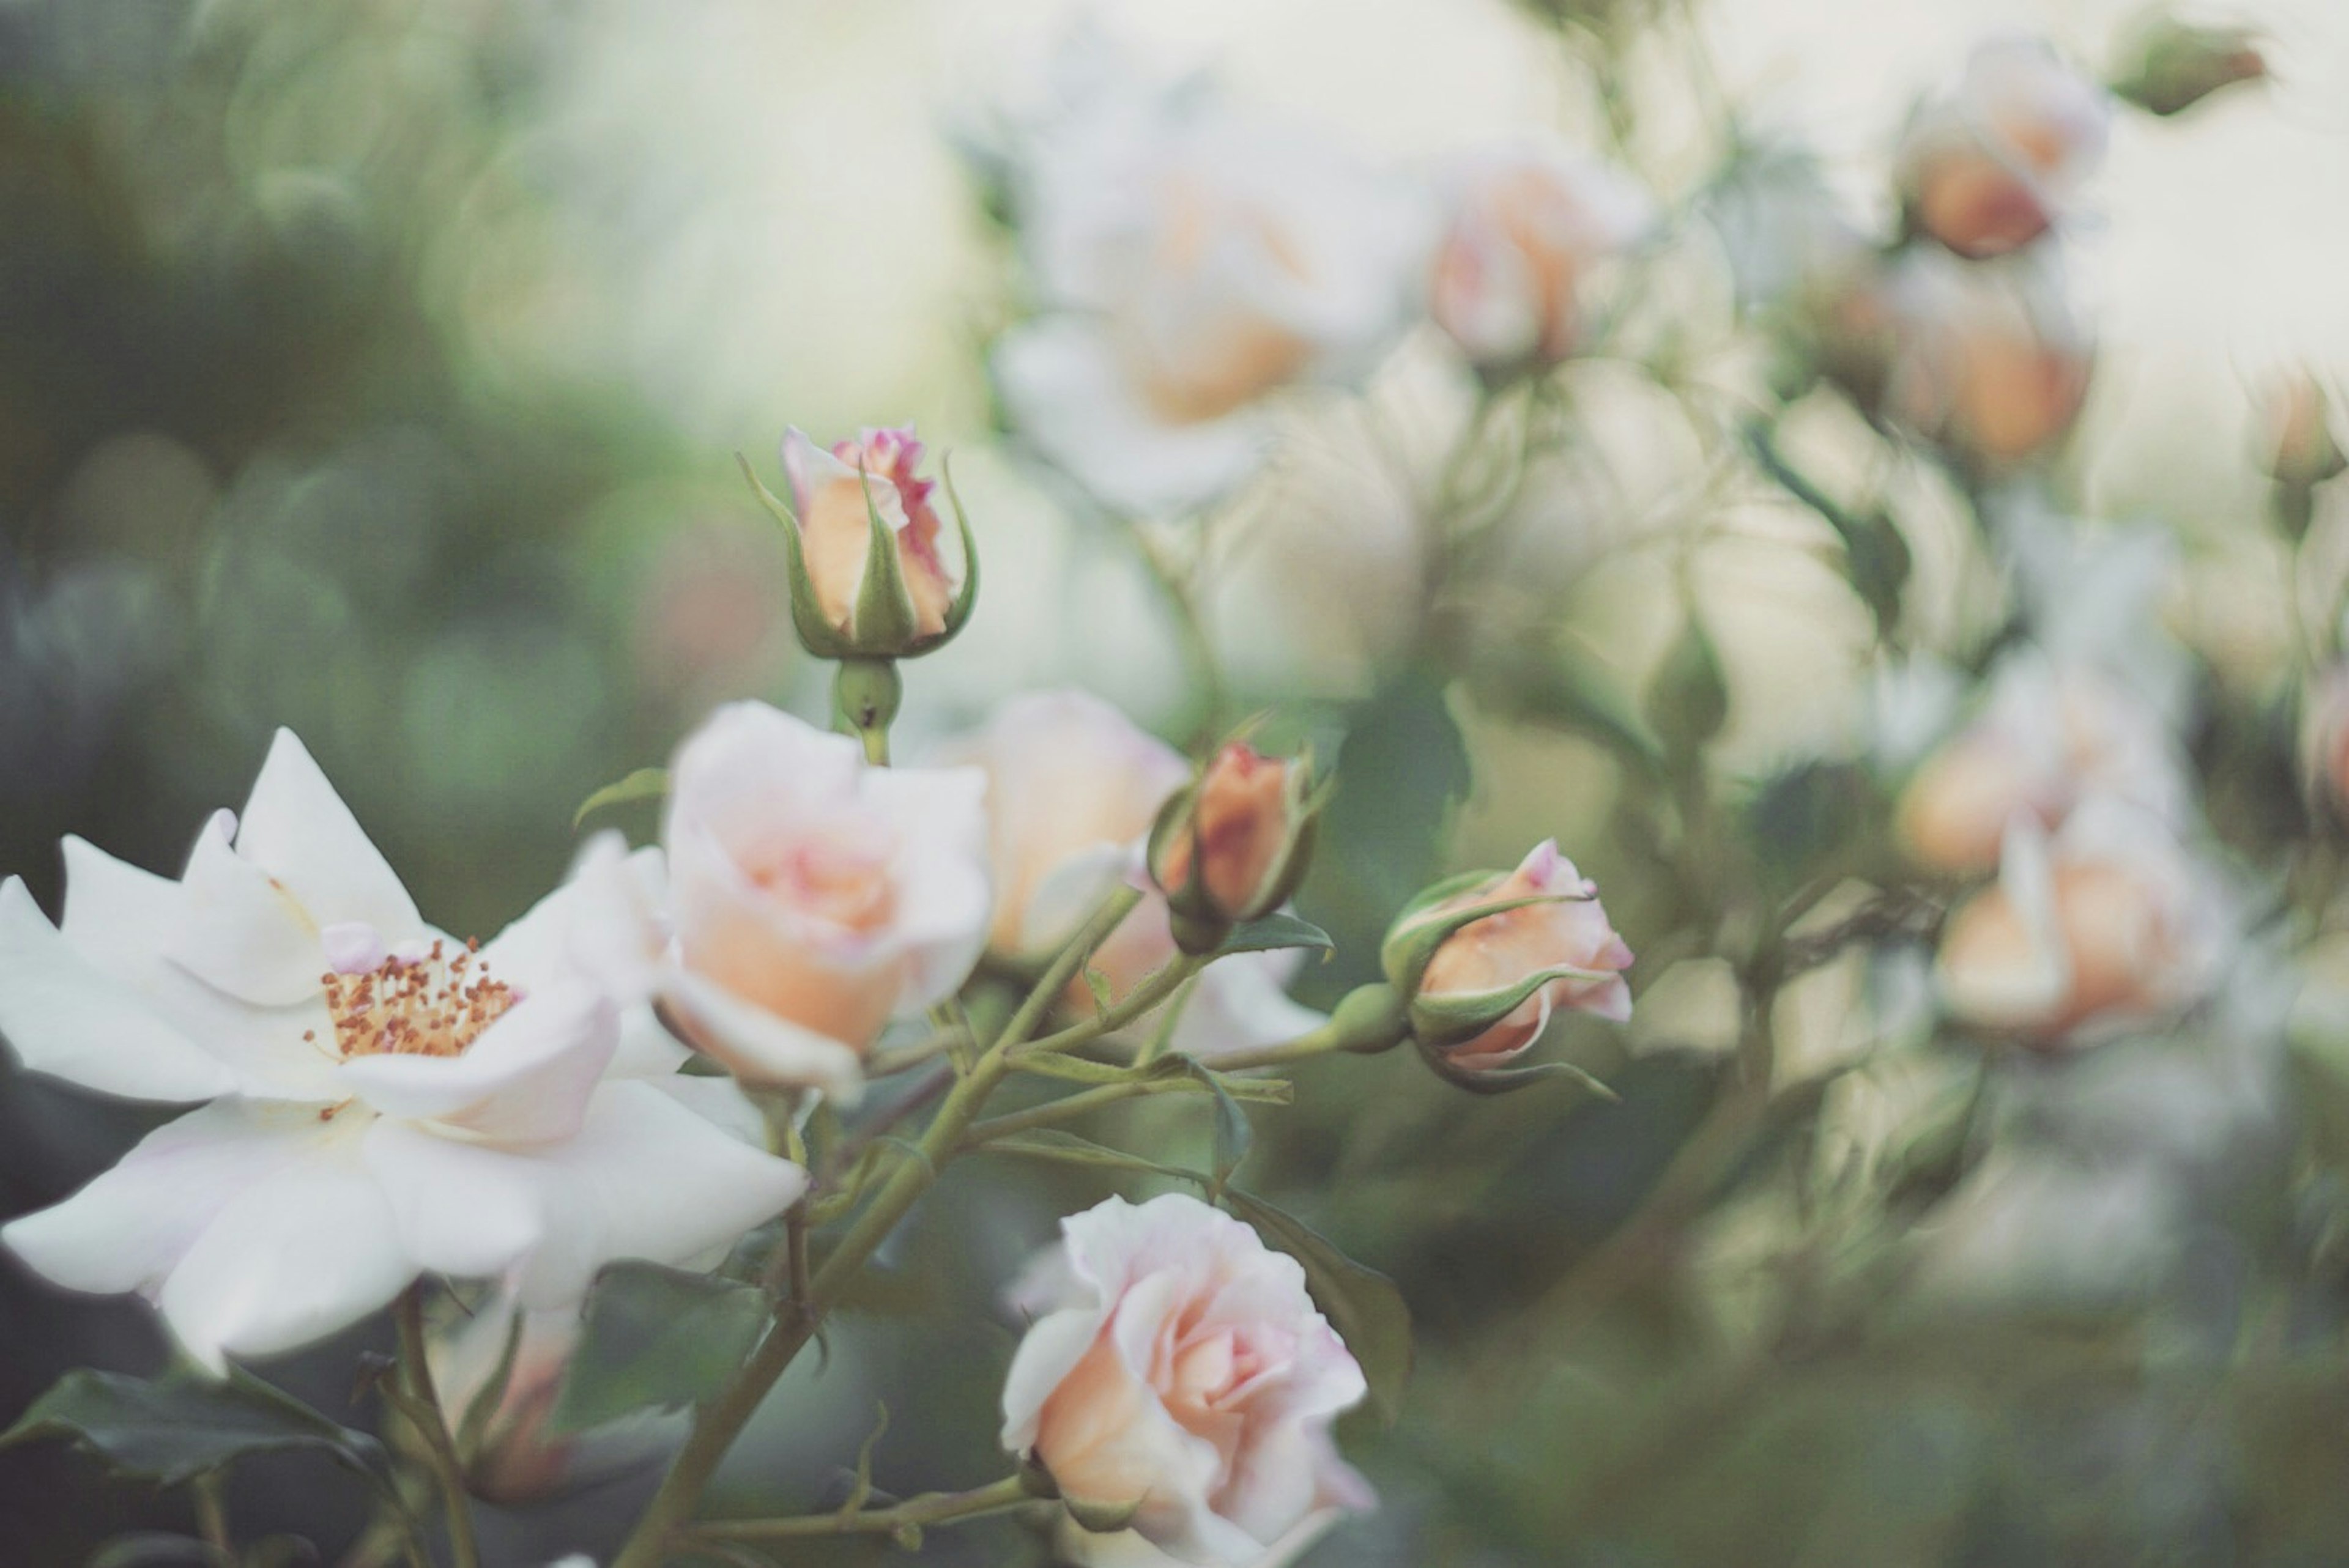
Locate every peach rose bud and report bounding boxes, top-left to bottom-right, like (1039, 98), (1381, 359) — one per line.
(1895, 35), (2110, 260)
(1001, 1194), (1374, 1564)
(1148, 742), (1322, 950)
(741, 425), (976, 660)
(1381, 841), (1632, 1089)
(2260, 372), (2347, 493)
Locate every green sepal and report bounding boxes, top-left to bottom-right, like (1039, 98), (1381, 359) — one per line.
(1406, 956), (1618, 1048)
(1064, 1494), (1144, 1534)
(737, 452), (852, 660)
(1379, 886), (1592, 994)
(851, 457), (922, 651)
(1417, 1038), (1619, 1098)
(932, 455), (982, 648)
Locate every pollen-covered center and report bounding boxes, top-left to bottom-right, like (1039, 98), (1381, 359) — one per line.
(313, 937), (515, 1059)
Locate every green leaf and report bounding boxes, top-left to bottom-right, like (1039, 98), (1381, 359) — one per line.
(2, 1366), (391, 1492)
(1181, 1058), (1252, 1200)
(573, 766), (667, 829)
(1647, 610), (1731, 758)
(552, 1262), (770, 1433)
(1219, 1191), (1411, 1426)
(971, 1129), (1197, 1181)
(1217, 912), (1334, 957)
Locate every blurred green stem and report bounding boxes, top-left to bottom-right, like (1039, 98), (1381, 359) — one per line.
(391, 1287), (480, 1568)
(686, 1473), (1036, 1544)
(609, 887), (1148, 1568)
(1129, 524), (1227, 750)
(961, 1069), (1286, 1147)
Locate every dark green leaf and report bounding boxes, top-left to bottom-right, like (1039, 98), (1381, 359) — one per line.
(2, 1366), (390, 1492)
(1648, 611), (1730, 758)
(552, 1262), (770, 1433)
(1182, 1059), (1252, 1200)
(572, 766), (667, 829)
(1217, 912), (1334, 957)
(1219, 1191), (1412, 1426)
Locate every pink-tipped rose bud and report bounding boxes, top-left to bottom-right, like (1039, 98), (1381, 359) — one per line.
(1934, 800), (2225, 1048)
(760, 425), (974, 659)
(1382, 841), (1632, 1079)
(1001, 1194), (1374, 1562)
(1149, 742), (1320, 947)
(1896, 35), (2110, 260)
(1429, 138), (1652, 375)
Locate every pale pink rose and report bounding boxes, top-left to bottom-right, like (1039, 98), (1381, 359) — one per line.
(1895, 656), (2185, 875)
(781, 425), (961, 643)
(935, 692), (1327, 1060)
(1879, 247), (2091, 467)
(1001, 1194), (1373, 1566)
(1935, 799), (2228, 1047)
(1896, 35), (2110, 260)
(1430, 138), (1651, 372)
(661, 701), (991, 1093)
(1393, 841), (1633, 1071)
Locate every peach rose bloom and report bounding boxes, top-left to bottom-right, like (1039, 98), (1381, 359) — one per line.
(1935, 800), (2226, 1047)
(1154, 743), (1299, 920)
(936, 692), (1325, 1059)
(781, 425), (959, 640)
(661, 701), (990, 1093)
(1896, 656), (2184, 876)
(1881, 248), (2090, 467)
(1408, 840), (1633, 1070)
(1002, 1194), (1373, 1566)
(1896, 35), (2110, 260)
(1429, 137), (1650, 371)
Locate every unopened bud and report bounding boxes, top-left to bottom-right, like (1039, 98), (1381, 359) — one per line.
(1148, 740), (1324, 952)
(2260, 372), (2347, 493)
(2112, 13), (2265, 117)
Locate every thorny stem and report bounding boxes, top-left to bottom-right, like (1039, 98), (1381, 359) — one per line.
(392, 1287), (480, 1568)
(686, 1473), (1037, 1544)
(609, 887), (1150, 1568)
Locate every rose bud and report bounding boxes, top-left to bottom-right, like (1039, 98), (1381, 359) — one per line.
(1934, 799), (2227, 1048)
(428, 1301), (682, 1506)
(1428, 137), (1652, 377)
(1879, 247), (2091, 468)
(2301, 665), (2349, 822)
(2258, 371), (2347, 492)
(740, 425), (976, 660)
(1001, 1194), (1374, 1564)
(658, 701), (992, 1097)
(1381, 840), (1632, 1087)
(1894, 35), (2110, 260)
(2112, 13), (2266, 118)
(1148, 741), (1323, 951)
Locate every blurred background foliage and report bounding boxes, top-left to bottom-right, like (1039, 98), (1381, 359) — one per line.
(9, 0), (2349, 1564)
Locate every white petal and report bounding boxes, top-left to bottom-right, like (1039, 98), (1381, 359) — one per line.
(609, 1002), (693, 1079)
(169, 811), (328, 1007)
(510, 1081), (807, 1309)
(481, 835), (667, 1004)
(659, 970), (864, 1101)
(995, 317), (1271, 517)
(157, 1131), (415, 1371)
(998, 1303), (1107, 1453)
(333, 983), (618, 1144)
(639, 1073), (768, 1147)
(0, 877), (236, 1102)
(1173, 952), (1326, 1062)
(3, 1098), (335, 1295)
(231, 729), (421, 937)
(53, 840), (345, 1103)
(361, 1119), (547, 1278)
(1019, 841), (1141, 957)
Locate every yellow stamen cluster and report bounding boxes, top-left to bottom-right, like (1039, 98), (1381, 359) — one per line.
(308, 937), (513, 1060)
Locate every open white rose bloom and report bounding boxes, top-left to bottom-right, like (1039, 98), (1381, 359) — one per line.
(0, 730), (805, 1370)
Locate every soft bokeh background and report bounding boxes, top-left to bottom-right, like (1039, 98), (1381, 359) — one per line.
(5, 0), (2348, 1562)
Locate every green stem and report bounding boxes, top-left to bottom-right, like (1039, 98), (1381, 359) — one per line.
(1181, 1016), (1354, 1073)
(392, 1288), (481, 1568)
(1011, 950), (1206, 1062)
(607, 888), (1147, 1568)
(962, 1072), (1285, 1147)
(192, 1470), (231, 1558)
(687, 1474), (1036, 1543)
